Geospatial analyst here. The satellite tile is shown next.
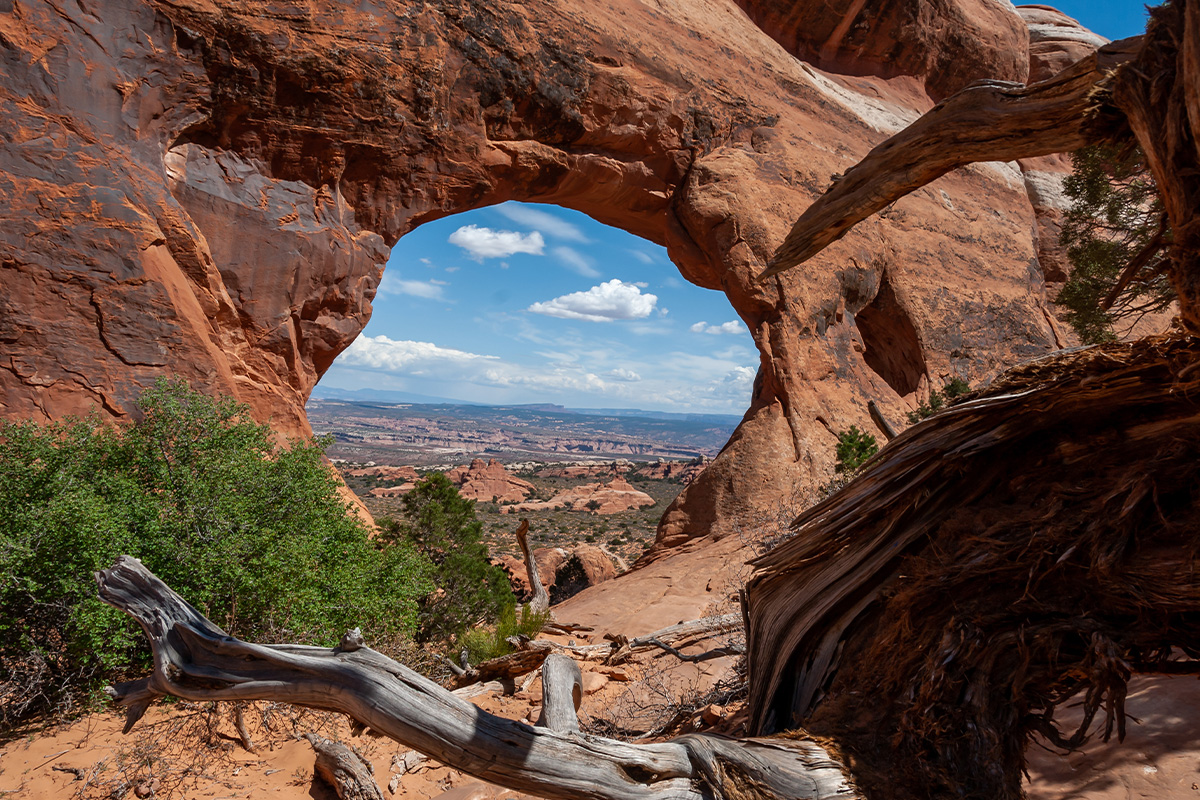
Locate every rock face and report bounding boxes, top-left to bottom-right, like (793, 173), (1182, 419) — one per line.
(507, 477), (656, 515)
(0, 0), (1102, 559)
(444, 459), (534, 503)
(733, 0), (1030, 100)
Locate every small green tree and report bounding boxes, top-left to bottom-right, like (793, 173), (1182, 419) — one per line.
(1057, 143), (1175, 343)
(834, 427), (878, 474)
(379, 474), (515, 645)
(0, 378), (432, 724)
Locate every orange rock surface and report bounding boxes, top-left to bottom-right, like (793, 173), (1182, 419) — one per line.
(444, 458), (535, 503)
(507, 477), (656, 514)
(0, 0), (1106, 553)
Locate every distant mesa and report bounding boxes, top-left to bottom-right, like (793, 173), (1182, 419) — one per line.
(348, 465), (420, 482)
(507, 476), (656, 515)
(633, 456), (710, 485)
(445, 458), (535, 504)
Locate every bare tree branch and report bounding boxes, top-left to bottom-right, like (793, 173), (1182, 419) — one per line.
(96, 557), (859, 800)
(760, 37), (1142, 280)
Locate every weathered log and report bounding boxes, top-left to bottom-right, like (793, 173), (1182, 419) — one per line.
(97, 557), (859, 800)
(746, 334), (1200, 799)
(516, 519), (551, 616)
(760, 36), (1141, 280)
(305, 733), (385, 800)
(536, 654), (583, 733)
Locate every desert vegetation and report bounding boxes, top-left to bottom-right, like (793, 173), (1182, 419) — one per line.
(0, 380), (533, 730)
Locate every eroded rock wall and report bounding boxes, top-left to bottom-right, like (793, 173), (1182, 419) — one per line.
(0, 0), (1100, 561)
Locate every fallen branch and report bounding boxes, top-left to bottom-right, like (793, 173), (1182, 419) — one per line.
(641, 638), (744, 664)
(97, 557), (858, 800)
(761, 37), (1142, 279)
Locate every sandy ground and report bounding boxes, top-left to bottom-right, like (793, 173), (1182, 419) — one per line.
(3, 659), (1196, 798)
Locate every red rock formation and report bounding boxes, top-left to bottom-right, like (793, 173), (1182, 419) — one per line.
(733, 0), (1030, 100)
(0, 0), (1100, 563)
(536, 463), (628, 479)
(346, 465), (421, 482)
(445, 459), (534, 503)
(369, 483), (415, 498)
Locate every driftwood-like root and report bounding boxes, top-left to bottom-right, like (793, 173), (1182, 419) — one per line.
(305, 733), (385, 800)
(746, 335), (1200, 799)
(537, 654), (582, 733)
(761, 37), (1140, 279)
(96, 558), (859, 800)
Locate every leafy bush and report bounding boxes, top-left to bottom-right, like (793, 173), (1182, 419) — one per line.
(906, 378), (971, 424)
(834, 426), (878, 474)
(0, 378), (432, 724)
(379, 473), (515, 645)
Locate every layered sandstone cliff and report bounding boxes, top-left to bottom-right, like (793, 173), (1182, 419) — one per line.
(0, 0), (1102, 564)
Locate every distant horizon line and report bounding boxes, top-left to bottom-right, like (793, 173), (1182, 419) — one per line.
(307, 385), (745, 421)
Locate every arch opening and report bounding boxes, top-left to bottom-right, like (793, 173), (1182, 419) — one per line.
(307, 201), (758, 567)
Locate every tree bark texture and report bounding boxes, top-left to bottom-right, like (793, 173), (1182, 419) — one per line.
(746, 334), (1200, 799)
(96, 557), (859, 800)
(1110, 0), (1200, 331)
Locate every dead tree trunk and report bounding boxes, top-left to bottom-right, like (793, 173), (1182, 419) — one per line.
(96, 556), (859, 800)
(746, 336), (1200, 798)
(515, 518), (551, 616)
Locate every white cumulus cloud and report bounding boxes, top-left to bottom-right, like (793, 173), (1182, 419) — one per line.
(528, 280), (658, 322)
(690, 320), (745, 335)
(447, 225), (544, 259)
(338, 335), (497, 375)
(494, 203), (590, 242)
(607, 368), (642, 382)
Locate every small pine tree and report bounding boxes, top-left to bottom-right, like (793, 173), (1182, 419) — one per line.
(380, 473), (515, 644)
(1057, 143), (1174, 343)
(835, 426), (878, 474)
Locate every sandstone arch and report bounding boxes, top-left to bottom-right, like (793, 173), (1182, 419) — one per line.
(1, 0), (1091, 564)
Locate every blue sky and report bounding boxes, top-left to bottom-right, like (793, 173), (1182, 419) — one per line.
(317, 2), (1150, 414)
(320, 203), (758, 413)
(1046, 1), (1150, 40)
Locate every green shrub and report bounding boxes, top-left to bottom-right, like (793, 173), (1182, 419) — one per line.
(459, 604), (550, 665)
(1057, 144), (1174, 343)
(379, 473), (514, 645)
(0, 378), (432, 725)
(834, 426), (878, 474)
